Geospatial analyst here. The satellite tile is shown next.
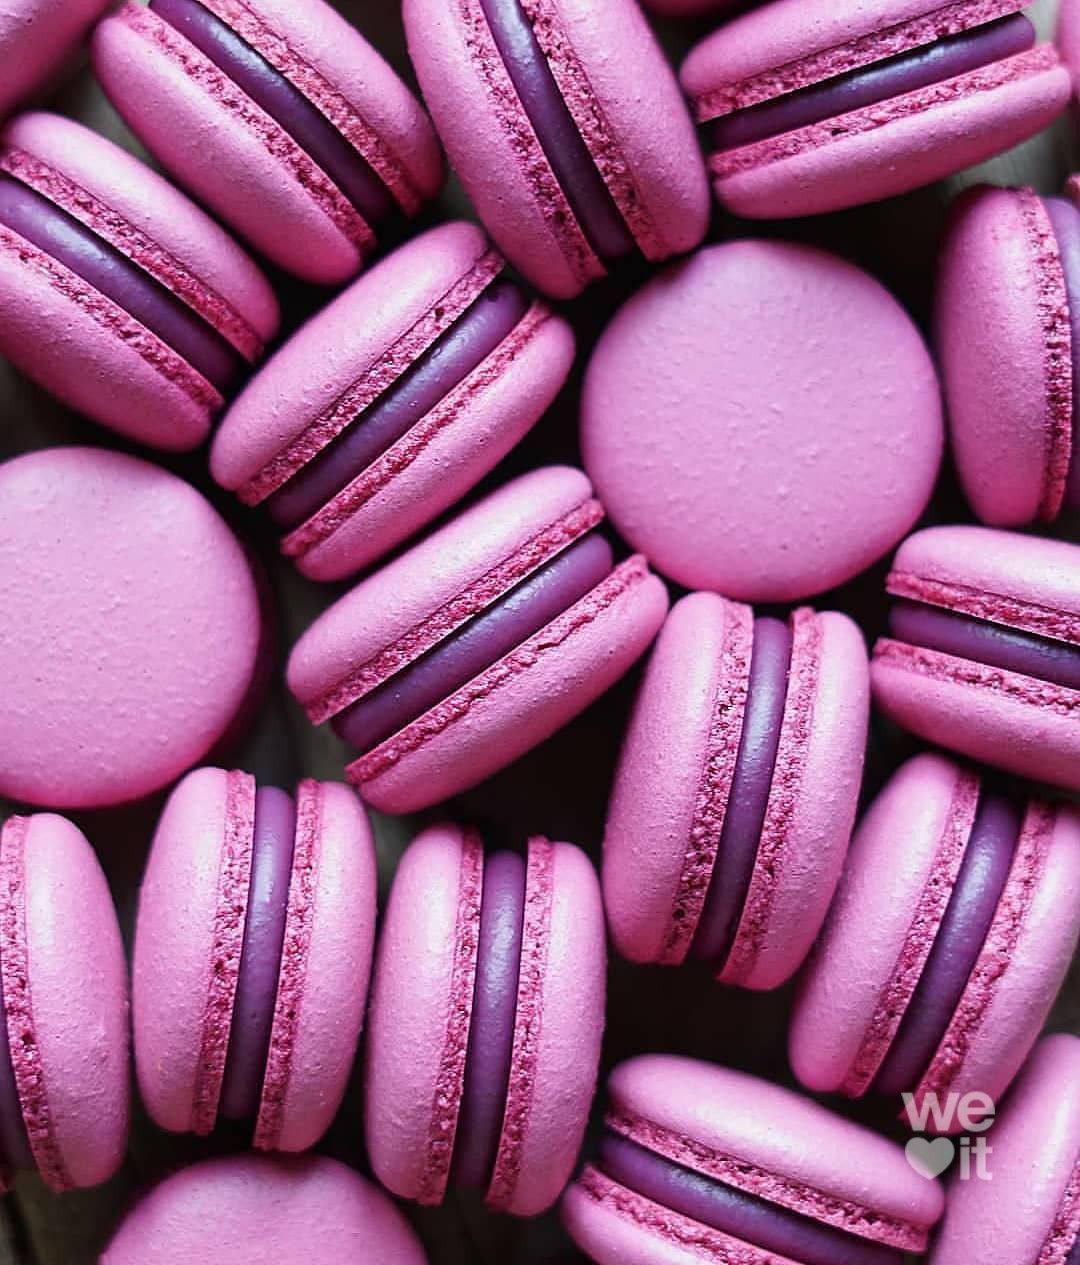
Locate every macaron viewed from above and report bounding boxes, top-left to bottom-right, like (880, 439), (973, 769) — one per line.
(212, 221), (575, 583)
(872, 526), (1080, 790)
(92, 0), (444, 285)
(791, 753), (1080, 1125)
(403, 0), (709, 300)
(604, 591), (870, 992)
(936, 181), (1080, 527)
(581, 239), (943, 602)
(287, 466), (669, 815)
(365, 823), (605, 1216)
(134, 767), (376, 1153)
(681, 0), (1070, 220)
(0, 447), (267, 810)
(101, 1154), (428, 1264)
(0, 0), (111, 119)
(0, 111), (277, 451)
(930, 1034), (1080, 1265)
(0, 812), (129, 1192)
(562, 1054), (945, 1265)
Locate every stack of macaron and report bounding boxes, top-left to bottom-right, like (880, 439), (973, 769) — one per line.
(0, 0), (1077, 1261)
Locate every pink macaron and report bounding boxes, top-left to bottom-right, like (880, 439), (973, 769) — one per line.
(0, 446), (267, 810)
(603, 591), (870, 991)
(134, 766), (376, 1153)
(791, 753), (1080, 1127)
(936, 181), (1080, 526)
(0, 812), (129, 1192)
(0, 111), (278, 451)
(101, 1154), (428, 1264)
(92, 0), (444, 285)
(1060, 0), (1080, 106)
(871, 525), (1080, 790)
(0, 0), (111, 118)
(287, 465), (669, 815)
(365, 822), (605, 1216)
(581, 239), (944, 602)
(681, 0), (1070, 220)
(402, 0), (709, 300)
(211, 220), (575, 582)
(930, 1034), (1080, 1265)
(561, 1054), (946, 1264)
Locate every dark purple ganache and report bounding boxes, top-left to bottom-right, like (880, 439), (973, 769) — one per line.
(712, 15), (1034, 151)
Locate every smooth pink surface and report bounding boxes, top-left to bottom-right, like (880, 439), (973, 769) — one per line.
(0, 448), (262, 809)
(101, 1154), (427, 1264)
(403, 0), (708, 299)
(5, 813), (129, 1190)
(931, 1035), (1080, 1265)
(92, 0), (442, 285)
(0, 0), (111, 117)
(936, 185), (1071, 525)
(1060, 0), (1080, 100)
(603, 593), (869, 990)
(365, 824), (605, 1216)
(872, 526), (1080, 790)
(582, 240), (943, 601)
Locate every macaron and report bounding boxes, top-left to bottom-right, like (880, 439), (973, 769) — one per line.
(871, 525), (1080, 790)
(0, 0), (111, 118)
(604, 591), (870, 991)
(92, 0), (444, 285)
(1060, 0), (1080, 106)
(211, 221), (575, 582)
(0, 111), (277, 452)
(681, 0), (1070, 220)
(581, 239), (943, 602)
(0, 812), (129, 1192)
(402, 0), (709, 300)
(930, 1034), (1080, 1265)
(286, 465), (669, 814)
(790, 753), (1080, 1125)
(0, 446), (267, 810)
(561, 1054), (946, 1264)
(134, 766), (376, 1153)
(936, 182), (1080, 526)
(365, 822), (605, 1216)
(101, 1154), (428, 1264)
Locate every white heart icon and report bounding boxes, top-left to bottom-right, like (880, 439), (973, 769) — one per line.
(906, 1136), (956, 1178)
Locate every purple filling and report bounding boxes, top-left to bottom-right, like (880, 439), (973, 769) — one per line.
(452, 850), (525, 1191)
(219, 785), (295, 1124)
(267, 279), (529, 530)
(689, 617), (792, 967)
(333, 531), (613, 755)
(0, 970), (32, 1172)
(1043, 196), (1080, 513)
(478, 0), (633, 262)
(150, 0), (395, 227)
(713, 15), (1034, 151)
(889, 601), (1080, 690)
(873, 792), (1019, 1096)
(0, 174), (239, 389)
(598, 1133), (902, 1265)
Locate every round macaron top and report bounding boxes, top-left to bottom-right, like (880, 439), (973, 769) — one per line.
(0, 446), (264, 809)
(931, 1034), (1080, 1265)
(581, 238), (943, 601)
(1059, 0), (1080, 92)
(0, 812), (129, 1193)
(0, 0), (113, 117)
(100, 1154), (428, 1264)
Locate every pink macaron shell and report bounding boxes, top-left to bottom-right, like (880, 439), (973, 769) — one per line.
(931, 1035), (1080, 1265)
(935, 185), (1066, 526)
(790, 752), (968, 1098)
(365, 822), (470, 1203)
(260, 780), (376, 1153)
(493, 839), (605, 1216)
(287, 465), (597, 713)
(101, 1154), (427, 1265)
(0, 0), (112, 117)
(1060, 0), (1080, 101)
(13, 813), (129, 1190)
